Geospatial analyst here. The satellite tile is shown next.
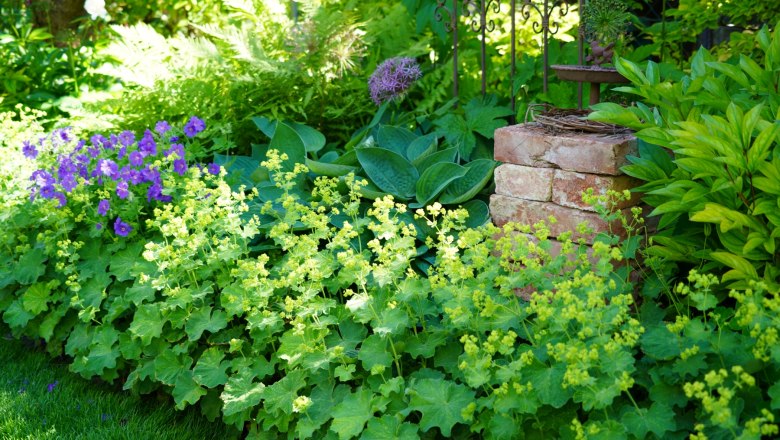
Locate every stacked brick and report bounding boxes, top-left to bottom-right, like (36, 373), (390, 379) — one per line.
(490, 124), (641, 244)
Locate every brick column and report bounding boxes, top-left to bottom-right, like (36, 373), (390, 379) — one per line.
(490, 124), (640, 244)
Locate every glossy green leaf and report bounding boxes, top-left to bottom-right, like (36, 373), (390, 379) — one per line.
(439, 159), (495, 205)
(406, 133), (438, 162)
(412, 147), (458, 174)
(377, 125), (416, 156)
(289, 122), (326, 153)
(356, 147), (418, 199)
(306, 158), (358, 177)
(269, 122), (307, 169)
(414, 162), (467, 207)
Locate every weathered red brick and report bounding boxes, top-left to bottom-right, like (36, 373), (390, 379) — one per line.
(489, 194), (631, 244)
(494, 123), (637, 175)
(552, 169), (642, 211)
(494, 164), (554, 201)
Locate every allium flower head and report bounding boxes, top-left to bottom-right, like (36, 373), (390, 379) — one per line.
(184, 116), (206, 138)
(368, 57), (422, 105)
(113, 217), (132, 237)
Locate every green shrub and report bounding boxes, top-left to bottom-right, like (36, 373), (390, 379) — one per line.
(590, 22), (780, 289)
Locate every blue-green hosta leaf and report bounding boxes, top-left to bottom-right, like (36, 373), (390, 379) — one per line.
(172, 370), (207, 410)
(129, 303), (164, 346)
(194, 347), (230, 388)
(305, 158), (358, 177)
(413, 162), (467, 207)
(407, 378), (474, 437)
(439, 159), (496, 205)
(221, 370), (266, 416)
(356, 147), (418, 199)
(406, 133), (438, 162)
(412, 147), (458, 174)
(330, 387), (374, 439)
(252, 116), (277, 138)
(463, 199), (490, 228)
(361, 415), (419, 440)
(185, 306), (228, 340)
(377, 125), (417, 156)
(288, 122), (326, 153)
(269, 122), (307, 169)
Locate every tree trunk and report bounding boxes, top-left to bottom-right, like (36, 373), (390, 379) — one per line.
(31, 0), (86, 41)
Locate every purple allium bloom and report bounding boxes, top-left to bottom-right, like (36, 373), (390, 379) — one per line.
(128, 151), (144, 167)
(207, 163), (221, 175)
(113, 217), (132, 237)
(53, 192), (67, 208)
(183, 116), (206, 138)
(22, 140), (38, 159)
(368, 57), (422, 105)
(173, 158), (187, 176)
(47, 381), (58, 392)
(116, 180), (129, 199)
(138, 130), (157, 157)
(118, 130), (135, 147)
(155, 120), (171, 135)
(97, 199), (110, 216)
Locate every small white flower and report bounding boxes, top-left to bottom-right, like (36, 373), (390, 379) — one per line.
(84, 0), (110, 20)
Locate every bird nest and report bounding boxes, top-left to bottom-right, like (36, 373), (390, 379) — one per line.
(525, 104), (631, 135)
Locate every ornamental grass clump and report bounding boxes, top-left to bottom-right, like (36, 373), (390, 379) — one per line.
(368, 57), (422, 105)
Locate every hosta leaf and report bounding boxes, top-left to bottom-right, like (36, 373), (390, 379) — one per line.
(129, 303), (164, 346)
(439, 159), (496, 205)
(407, 378), (474, 437)
(463, 200), (490, 228)
(269, 122), (307, 169)
(186, 306), (228, 340)
(288, 122), (326, 153)
(406, 133), (438, 162)
(412, 147), (458, 175)
(330, 387), (373, 440)
(377, 125), (416, 156)
(221, 370), (266, 416)
(414, 162), (467, 207)
(305, 158), (358, 177)
(356, 147), (418, 199)
(194, 347), (229, 388)
(173, 370), (207, 410)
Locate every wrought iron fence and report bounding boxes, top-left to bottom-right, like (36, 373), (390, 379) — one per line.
(434, 0), (583, 118)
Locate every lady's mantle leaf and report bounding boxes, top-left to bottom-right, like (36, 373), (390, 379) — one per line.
(173, 370), (207, 410)
(362, 415), (419, 440)
(621, 403), (675, 438)
(185, 306), (228, 340)
(221, 371), (266, 416)
(193, 347), (230, 388)
(407, 378), (474, 436)
(129, 303), (164, 346)
(330, 387), (373, 440)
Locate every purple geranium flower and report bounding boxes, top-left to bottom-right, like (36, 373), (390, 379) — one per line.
(183, 116), (205, 138)
(173, 158), (187, 176)
(128, 151), (144, 167)
(116, 180), (129, 199)
(96, 222), (102, 230)
(53, 192), (67, 208)
(207, 163), (221, 175)
(47, 381), (58, 392)
(118, 130), (135, 147)
(113, 217), (132, 237)
(155, 121), (171, 135)
(164, 143), (184, 159)
(97, 199), (110, 216)
(138, 130), (157, 157)
(60, 173), (78, 192)
(368, 57), (422, 105)
(98, 159), (118, 178)
(22, 140), (38, 159)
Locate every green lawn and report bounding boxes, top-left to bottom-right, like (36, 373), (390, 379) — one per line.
(0, 328), (237, 440)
